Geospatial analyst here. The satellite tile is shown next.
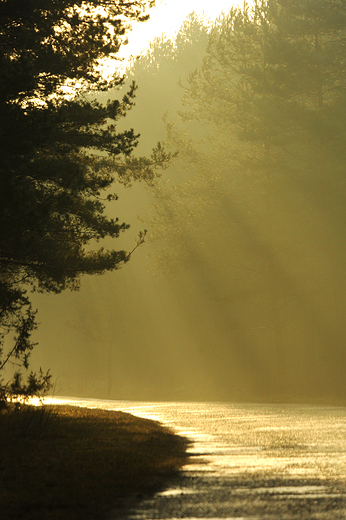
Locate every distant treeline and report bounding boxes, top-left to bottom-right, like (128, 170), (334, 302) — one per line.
(113, 1), (346, 402)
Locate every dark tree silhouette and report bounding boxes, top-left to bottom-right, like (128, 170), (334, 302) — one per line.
(0, 0), (162, 402)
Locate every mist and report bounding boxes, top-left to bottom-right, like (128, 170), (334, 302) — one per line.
(30, 6), (346, 405)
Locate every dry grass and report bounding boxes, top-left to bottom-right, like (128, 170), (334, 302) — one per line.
(0, 404), (190, 520)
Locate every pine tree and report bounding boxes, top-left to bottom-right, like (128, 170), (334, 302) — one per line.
(0, 0), (159, 402)
(146, 0), (346, 400)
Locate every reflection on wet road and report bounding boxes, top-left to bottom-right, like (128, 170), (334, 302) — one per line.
(49, 398), (346, 519)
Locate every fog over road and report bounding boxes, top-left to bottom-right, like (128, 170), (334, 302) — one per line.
(50, 398), (346, 519)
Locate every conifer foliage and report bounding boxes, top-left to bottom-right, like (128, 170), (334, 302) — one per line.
(0, 0), (155, 402)
(142, 0), (346, 400)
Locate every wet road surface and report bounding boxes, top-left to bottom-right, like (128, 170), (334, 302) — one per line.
(50, 399), (346, 519)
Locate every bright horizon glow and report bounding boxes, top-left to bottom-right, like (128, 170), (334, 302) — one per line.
(124, 0), (245, 56)
(103, 0), (245, 75)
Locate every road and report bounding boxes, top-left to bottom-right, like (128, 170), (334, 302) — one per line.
(51, 398), (346, 519)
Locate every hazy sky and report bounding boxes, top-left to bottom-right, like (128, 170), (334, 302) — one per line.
(119, 0), (243, 59)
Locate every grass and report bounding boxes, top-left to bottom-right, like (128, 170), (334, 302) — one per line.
(0, 404), (191, 520)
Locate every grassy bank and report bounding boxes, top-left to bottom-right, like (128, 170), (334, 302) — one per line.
(0, 404), (190, 520)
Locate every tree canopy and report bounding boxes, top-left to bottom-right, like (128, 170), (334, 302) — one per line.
(137, 0), (346, 401)
(0, 0), (162, 401)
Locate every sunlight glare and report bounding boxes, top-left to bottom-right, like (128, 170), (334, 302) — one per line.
(117, 0), (245, 65)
